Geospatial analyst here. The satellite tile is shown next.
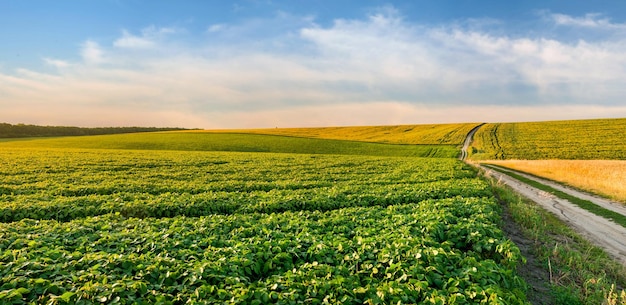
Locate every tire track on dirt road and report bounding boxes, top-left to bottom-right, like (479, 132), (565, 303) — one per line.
(486, 165), (626, 221)
(459, 123), (484, 161)
(482, 167), (626, 265)
(460, 127), (626, 266)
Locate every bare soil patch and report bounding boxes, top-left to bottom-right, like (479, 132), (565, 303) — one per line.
(498, 200), (554, 305)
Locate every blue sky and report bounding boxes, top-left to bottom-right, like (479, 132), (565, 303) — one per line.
(2, 1), (626, 128)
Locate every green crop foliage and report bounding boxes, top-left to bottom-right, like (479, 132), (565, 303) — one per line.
(0, 202), (527, 304)
(0, 144), (529, 303)
(0, 148), (483, 222)
(470, 118), (626, 160)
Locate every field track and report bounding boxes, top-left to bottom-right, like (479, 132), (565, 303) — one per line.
(459, 123), (484, 161)
(483, 166), (626, 266)
(461, 128), (626, 266)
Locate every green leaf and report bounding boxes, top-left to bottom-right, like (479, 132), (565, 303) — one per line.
(60, 291), (76, 302)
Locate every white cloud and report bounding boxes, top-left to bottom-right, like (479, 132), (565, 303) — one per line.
(2, 9), (626, 128)
(114, 30), (155, 48)
(422, 24), (626, 102)
(113, 26), (178, 49)
(299, 11), (626, 105)
(207, 24), (225, 33)
(550, 13), (626, 29)
(80, 40), (105, 64)
(44, 58), (70, 68)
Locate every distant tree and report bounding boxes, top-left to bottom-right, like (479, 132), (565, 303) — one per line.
(0, 123), (191, 138)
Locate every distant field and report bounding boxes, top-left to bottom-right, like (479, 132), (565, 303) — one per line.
(470, 118), (626, 160)
(484, 160), (626, 203)
(0, 132), (459, 158)
(211, 123), (480, 145)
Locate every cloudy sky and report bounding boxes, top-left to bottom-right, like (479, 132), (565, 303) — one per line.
(2, 0), (626, 128)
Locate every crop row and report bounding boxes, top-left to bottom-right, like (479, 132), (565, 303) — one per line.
(0, 148), (483, 222)
(0, 179), (490, 222)
(0, 148), (473, 184)
(1, 198), (527, 304)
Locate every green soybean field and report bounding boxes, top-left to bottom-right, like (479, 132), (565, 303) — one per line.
(0, 135), (528, 304)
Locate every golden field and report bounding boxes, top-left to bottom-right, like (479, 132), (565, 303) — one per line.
(200, 123), (480, 145)
(470, 118), (626, 160)
(485, 160), (626, 203)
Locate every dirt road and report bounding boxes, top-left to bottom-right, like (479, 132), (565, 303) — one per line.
(459, 123), (484, 161)
(460, 128), (626, 266)
(483, 166), (626, 266)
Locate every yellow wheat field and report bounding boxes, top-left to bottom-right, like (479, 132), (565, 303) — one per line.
(486, 160), (626, 203)
(199, 123), (480, 145)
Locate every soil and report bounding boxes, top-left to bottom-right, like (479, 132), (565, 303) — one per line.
(499, 201), (554, 305)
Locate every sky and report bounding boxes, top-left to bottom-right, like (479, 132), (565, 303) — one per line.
(2, 1), (626, 128)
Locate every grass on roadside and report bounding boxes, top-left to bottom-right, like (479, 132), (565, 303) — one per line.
(488, 176), (626, 304)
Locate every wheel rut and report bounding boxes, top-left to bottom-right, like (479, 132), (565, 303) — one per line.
(482, 166), (626, 266)
(459, 123), (484, 161)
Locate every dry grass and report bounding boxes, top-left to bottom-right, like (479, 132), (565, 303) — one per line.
(486, 160), (626, 203)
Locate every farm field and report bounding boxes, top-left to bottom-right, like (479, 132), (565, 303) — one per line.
(469, 118), (626, 160)
(0, 138), (529, 303)
(484, 160), (626, 203)
(211, 123), (480, 145)
(0, 132), (458, 158)
(0, 148), (482, 222)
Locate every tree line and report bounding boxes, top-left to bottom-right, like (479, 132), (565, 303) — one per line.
(0, 123), (190, 138)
